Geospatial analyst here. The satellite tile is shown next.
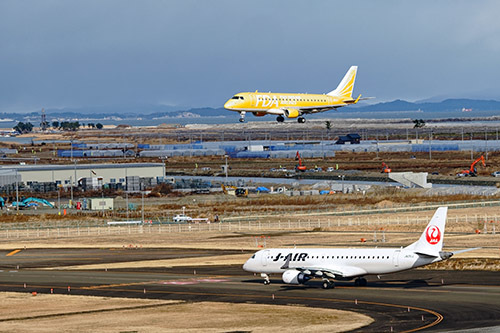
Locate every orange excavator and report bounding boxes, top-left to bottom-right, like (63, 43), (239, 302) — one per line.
(381, 162), (391, 173)
(295, 151), (307, 172)
(457, 155), (486, 177)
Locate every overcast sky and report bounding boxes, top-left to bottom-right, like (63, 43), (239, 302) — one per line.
(1, 0), (500, 112)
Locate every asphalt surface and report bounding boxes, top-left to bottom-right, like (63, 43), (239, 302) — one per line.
(1, 248), (500, 332)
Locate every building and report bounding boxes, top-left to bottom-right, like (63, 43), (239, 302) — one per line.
(0, 163), (165, 188)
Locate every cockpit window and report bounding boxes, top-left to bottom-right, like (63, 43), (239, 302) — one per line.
(251, 254), (255, 259)
(232, 96), (244, 100)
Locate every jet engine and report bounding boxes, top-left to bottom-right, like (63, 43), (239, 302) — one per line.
(282, 270), (311, 285)
(285, 109), (300, 118)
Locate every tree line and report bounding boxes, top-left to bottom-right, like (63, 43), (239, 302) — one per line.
(13, 121), (103, 133)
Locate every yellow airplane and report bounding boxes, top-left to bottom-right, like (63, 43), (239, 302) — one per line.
(224, 66), (369, 123)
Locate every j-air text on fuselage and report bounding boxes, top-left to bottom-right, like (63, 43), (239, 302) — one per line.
(224, 65), (372, 123)
(243, 207), (480, 289)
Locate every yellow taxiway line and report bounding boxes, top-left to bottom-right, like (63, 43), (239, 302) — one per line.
(6, 250), (21, 256)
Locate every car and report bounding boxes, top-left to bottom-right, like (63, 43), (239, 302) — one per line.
(492, 171), (500, 177)
(173, 214), (192, 223)
(326, 167), (335, 172)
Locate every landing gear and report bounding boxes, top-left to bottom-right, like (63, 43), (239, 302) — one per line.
(322, 279), (335, 289)
(354, 277), (367, 287)
(297, 117), (306, 123)
(276, 115), (285, 123)
(239, 111), (246, 123)
(261, 273), (270, 285)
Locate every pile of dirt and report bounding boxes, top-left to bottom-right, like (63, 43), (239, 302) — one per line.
(375, 200), (395, 208)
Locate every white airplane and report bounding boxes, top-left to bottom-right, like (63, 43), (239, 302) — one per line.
(243, 207), (478, 289)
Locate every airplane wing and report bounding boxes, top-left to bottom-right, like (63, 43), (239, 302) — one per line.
(288, 106), (342, 114)
(281, 256), (367, 279)
(289, 265), (367, 280)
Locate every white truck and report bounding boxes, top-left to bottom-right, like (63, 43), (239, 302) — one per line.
(173, 214), (192, 223)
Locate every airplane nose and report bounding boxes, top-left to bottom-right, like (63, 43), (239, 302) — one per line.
(243, 260), (249, 271)
(224, 100), (235, 110)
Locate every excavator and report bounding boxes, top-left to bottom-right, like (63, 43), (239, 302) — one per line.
(295, 151), (307, 172)
(457, 155), (486, 177)
(381, 162), (391, 173)
(221, 184), (248, 197)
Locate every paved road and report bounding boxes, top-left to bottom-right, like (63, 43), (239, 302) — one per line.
(1, 248), (500, 332)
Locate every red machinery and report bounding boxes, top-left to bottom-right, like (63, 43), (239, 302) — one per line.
(457, 155), (485, 177)
(381, 162), (391, 173)
(295, 151), (307, 172)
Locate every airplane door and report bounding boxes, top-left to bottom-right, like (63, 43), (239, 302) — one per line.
(261, 250), (270, 266)
(250, 94), (256, 107)
(393, 250), (400, 267)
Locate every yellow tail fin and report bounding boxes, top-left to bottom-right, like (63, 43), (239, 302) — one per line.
(327, 66), (357, 99)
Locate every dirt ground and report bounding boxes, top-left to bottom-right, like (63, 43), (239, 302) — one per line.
(0, 293), (372, 333)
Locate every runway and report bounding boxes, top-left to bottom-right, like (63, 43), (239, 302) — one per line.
(1, 248), (500, 332)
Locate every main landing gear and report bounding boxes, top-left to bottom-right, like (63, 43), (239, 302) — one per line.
(239, 111), (246, 123)
(261, 273), (270, 285)
(275, 116), (306, 123)
(322, 278), (335, 289)
(354, 277), (367, 287)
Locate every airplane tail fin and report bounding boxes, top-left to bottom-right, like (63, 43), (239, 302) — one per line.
(327, 66), (358, 99)
(404, 207), (447, 257)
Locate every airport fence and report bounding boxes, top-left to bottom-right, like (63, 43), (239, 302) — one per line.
(0, 211), (498, 241)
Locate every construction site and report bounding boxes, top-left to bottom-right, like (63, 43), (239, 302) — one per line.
(0, 118), (497, 221)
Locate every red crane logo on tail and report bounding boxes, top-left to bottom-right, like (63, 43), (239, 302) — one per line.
(425, 225), (441, 245)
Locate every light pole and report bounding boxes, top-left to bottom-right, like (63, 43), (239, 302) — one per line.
(429, 129), (432, 160)
(57, 187), (61, 215)
(224, 155), (228, 184)
(338, 175), (345, 193)
(125, 167), (129, 221)
(15, 168), (19, 213)
(70, 176), (73, 208)
(141, 189), (145, 224)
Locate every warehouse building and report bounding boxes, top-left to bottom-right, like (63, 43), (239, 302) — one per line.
(0, 163), (165, 187)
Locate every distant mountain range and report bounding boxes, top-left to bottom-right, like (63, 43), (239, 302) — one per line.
(2, 98), (500, 121)
(350, 98), (500, 112)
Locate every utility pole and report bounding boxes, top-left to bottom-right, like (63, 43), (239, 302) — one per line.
(15, 169), (19, 213)
(225, 155), (228, 184)
(141, 188), (145, 224)
(70, 176), (73, 208)
(429, 129), (432, 160)
(125, 167), (129, 221)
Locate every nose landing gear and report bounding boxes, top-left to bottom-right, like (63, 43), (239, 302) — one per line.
(261, 273), (271, 285)
(239, 112), (246, 122)
(276, 115), (285, 123)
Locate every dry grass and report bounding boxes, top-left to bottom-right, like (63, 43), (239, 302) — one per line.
(0, 293), (372, 333)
